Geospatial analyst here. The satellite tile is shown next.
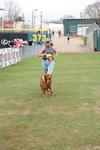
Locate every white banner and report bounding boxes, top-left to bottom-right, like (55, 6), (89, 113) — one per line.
(0, 48), (21, 68)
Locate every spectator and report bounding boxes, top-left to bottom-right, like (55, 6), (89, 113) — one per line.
(58, 30), (61, 37)
(67, 33), (70, 44)
(52, 31), (55, 36)
(15, 39), (22, 47)
(28, 40), (33, 46)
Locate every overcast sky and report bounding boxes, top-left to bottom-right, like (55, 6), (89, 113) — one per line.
(0, 0), (97, 21)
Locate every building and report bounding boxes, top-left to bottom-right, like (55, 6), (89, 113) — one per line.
(86, 23), (100, 51)
(63, 19), (100, 36)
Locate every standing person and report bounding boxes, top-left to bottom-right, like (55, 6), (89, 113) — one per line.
(67, 33), (70, 44)
(67, 37), (70, 44)
(58, 30), (61, 37)
(39, 40), (57, 75)
(52, 31), (55, 36)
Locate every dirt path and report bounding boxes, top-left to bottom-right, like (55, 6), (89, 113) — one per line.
(52, 35), (90, 53)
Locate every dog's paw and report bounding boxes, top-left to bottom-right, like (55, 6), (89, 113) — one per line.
(47, 89), (50, 92)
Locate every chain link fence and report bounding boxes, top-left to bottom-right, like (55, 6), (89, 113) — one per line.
(19, 45), (42, 58)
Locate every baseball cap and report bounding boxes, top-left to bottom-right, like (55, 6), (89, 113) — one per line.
(46, 39), (51, 43)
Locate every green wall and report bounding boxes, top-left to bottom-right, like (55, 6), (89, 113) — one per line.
(63, 19), (100, 36)
(93, 30), (100, 51)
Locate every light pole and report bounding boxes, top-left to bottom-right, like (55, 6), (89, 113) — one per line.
(0, 17), (2, 28)
(40, 11), (43, 30)
(32, 10), (33, 29)
(32, 9), (37, 29)
(23, 13), (25, 28)
(80, 11), (83, 19)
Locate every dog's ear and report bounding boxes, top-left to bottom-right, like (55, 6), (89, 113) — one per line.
(45, 74), (52, 80)
(42, 75), (46, 82)
(49, 74), (52, 79)
(44, 74), (47, 81)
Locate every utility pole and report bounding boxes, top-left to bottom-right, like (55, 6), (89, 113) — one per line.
(23, 13), (25, 28)
(0, 17), (2, 28)
(80, 11), (83, 19)
(32, 9), (37, 29)
(40, 11), (43, 30)
(32, 10), (33, 29)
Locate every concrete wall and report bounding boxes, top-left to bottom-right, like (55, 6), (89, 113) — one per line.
(86, 31), (94, 51)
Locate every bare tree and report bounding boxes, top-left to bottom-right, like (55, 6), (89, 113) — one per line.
(84, 1), (100, 18)
(4, 0), (21, 21)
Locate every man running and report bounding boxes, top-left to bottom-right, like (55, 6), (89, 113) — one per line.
(39, 40), (57, 75)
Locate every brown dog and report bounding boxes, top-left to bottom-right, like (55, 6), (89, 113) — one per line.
(40, 74), (53, 94)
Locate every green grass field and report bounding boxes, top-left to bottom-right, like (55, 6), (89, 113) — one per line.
(0, 53), (100, 150)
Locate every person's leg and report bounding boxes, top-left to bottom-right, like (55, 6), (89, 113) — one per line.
(47, 60), (54, 74)
(42, 60), (48, 74)
(46, 60), (54, 94)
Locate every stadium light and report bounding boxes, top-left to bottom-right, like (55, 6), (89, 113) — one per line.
(32, 9), (37, 29)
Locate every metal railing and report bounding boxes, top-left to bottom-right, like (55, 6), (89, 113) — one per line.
(0, 45), (42, 68)
(19, 45), (42, 58)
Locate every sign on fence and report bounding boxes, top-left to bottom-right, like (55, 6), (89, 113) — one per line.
(0, 48), (21, 68)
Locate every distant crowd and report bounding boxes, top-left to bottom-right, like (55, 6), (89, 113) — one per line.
(52, 30), (62, 37)
(6, 39), (33, 48)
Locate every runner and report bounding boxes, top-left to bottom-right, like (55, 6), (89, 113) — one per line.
(39, 40), (57, 75)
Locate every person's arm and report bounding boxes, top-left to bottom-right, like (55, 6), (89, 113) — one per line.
(53, 48), (58, 59)
(39, 47), (46, 57)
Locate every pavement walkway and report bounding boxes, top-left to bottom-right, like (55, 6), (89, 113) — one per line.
(52, 35), (91, 53)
